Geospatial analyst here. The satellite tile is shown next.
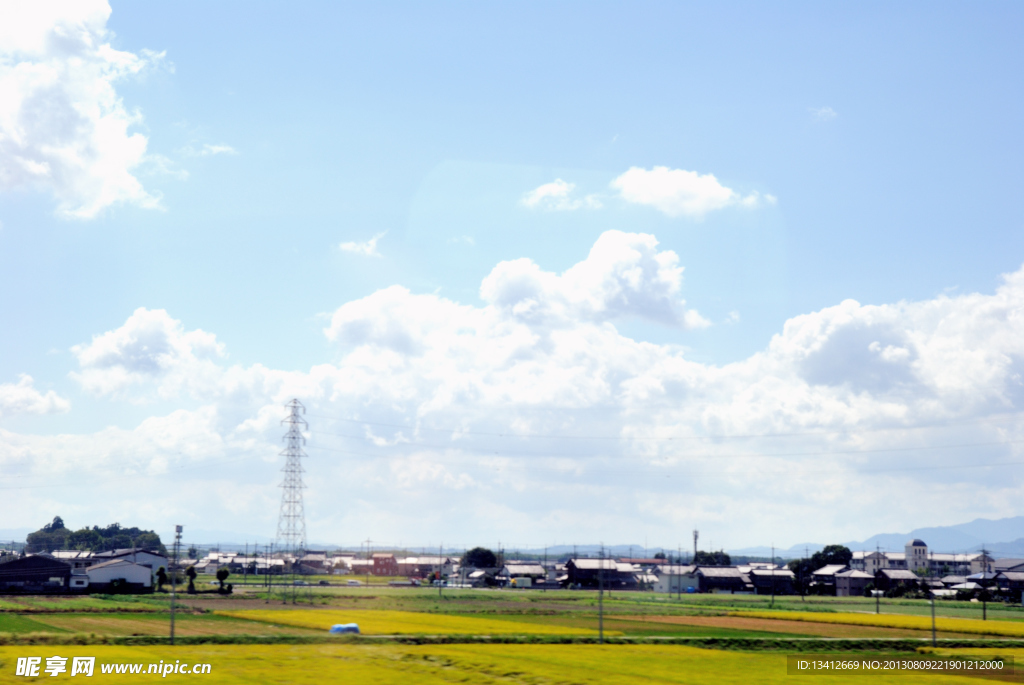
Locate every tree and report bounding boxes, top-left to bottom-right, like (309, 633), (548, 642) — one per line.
(67, 529), (103, 551)
(813, 545), (852, 568)
(156, 567), (168, 592)
(693, 550), (731, 566)
(461, 547), (498, 568)
(44, 516), (66, 532)
(25, 517), (70, 553)
(186, 566), (197, 594)
(654, 552), (666, 560)
(187, 546), (198, 559)
(216, 568), (230, 592)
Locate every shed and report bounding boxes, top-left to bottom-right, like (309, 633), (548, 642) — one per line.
(0, 555), (71, 593)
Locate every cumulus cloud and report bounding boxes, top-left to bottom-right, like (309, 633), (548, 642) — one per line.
(339, 232), (385, 257)
(479, 230), (708, 328)
(0, 0), (166, 218)
(611, 166), (767, 218)
(0, 375), (69, 417)
(7, 233), (1024, 548)
(70, 307), (224, 397)
(521, 179), (602, 211)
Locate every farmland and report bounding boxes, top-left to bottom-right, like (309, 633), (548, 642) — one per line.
(3, 587), (1024, 682)
(1, 643), (1019, 684)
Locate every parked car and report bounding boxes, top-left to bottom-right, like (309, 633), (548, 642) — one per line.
(346, 579), (361, 586)
(318, 580), (330, 586)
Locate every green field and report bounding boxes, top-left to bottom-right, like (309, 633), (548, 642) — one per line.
(1, 643), (1016, 684)
(2, 587), (1024, 682)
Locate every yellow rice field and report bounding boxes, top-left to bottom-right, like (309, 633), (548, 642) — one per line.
(732, 611), (1024, 638)
(215, 609), (615, 636)
(0, 643), (999, 684)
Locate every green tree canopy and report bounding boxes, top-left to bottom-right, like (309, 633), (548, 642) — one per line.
(813, 545), (853, 568)
(24, 518), (166, 554)
(461, 547), (498, 568)
(693, 550), (731, 566)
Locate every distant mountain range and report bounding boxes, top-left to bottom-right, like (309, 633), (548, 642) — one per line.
(730, 516), (1024, 559)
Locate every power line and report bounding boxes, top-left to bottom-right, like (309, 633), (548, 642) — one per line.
(309, 431), (1024, 461)
(305, 409), (1024, 442)
(304, 443), (1024, 479)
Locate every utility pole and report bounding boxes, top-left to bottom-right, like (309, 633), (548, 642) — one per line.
(439, 543), (443, 599)
(771, 544), (776, 608)
(802, 546), (808, 602)
(678, 543), (682, 600)
(598, 543), (604, 644)
(364, 539), (372, 587)
(170, 525), (182, 645)
(930, 590), (937, 647)
(276, 399), (308, 604)
(693, 530), (698, 562)
(875, 543), (881, 614)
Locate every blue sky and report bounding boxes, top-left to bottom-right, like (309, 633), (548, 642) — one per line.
(1, 1), (1022, 551)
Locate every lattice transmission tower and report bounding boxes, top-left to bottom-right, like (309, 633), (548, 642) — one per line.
(276, 399), (307, 556)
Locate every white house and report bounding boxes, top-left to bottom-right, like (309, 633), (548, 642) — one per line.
(85, 560), (153, 592)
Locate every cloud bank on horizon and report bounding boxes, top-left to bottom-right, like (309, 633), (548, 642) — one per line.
(2, 230), (1022, 547)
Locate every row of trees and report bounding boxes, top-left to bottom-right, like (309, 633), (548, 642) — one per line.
(25, 517), (166, 554)
(458, 547), (735, 568)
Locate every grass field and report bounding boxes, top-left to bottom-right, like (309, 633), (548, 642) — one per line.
(216, 609), (616, 636)
(2, 643), (1017, 684)
(733, 610), (1024, 638)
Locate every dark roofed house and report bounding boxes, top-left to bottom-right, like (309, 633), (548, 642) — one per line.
(0, 555), (72, 593)
(90, 549), (167, 571)
(694, 566), (751, 594)
(564, 559), (637, 589)
(749, 568), (795, 595)
(835, 570), (874, 597)
(811, 564), (849, 595)
(874, 568), (919, 592)
(996, 572), (1024, 603)
(993, 559), (1024, 573)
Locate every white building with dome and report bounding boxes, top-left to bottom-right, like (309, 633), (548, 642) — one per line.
(850, 539), (993, 576)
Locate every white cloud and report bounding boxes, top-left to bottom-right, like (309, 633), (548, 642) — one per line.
(521, 179), (602, 211)
(339, 232), (385, 257)
(7, 234), (1024, 548)
(181, 143), (237, 157)
(611, 166), (767, 218)
(0, 375), (69, 417)
(478, 230), (708, 328)
(810, 106), (838, 121)
(70, 307), (224, 398)
(0, 0), (166, 218)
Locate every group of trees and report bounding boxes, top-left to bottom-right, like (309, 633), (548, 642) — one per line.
(787, 545), (853, 594)
(461, 547), (498, 568)
(155, 564), (231, 594)
(25, 517), (166, 555)
(693, 550), (732, 566)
